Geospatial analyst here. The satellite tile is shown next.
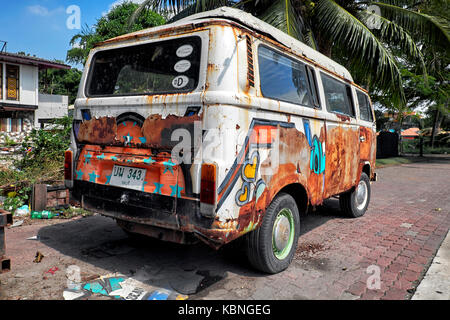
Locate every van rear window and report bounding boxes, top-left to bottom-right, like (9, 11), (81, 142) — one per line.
(86, 36), (201, 97)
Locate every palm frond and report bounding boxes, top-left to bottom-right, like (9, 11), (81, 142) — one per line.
(129, 0), (232, 26)
(359, 9), (426, 75)
(372, 1), (450, 45)
(258, 0), (304, 40)
(315, 0), (405, 103)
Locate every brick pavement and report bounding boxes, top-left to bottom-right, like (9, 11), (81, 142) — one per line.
(0, 158), (449, 300)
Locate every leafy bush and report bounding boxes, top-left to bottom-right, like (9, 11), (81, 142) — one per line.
(16, 116), (72, 170)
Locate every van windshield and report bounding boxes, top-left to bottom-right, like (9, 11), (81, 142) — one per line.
(86, 36), (201, 97)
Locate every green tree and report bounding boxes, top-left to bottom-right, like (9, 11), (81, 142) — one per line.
(130, 0), (449, 105)
(39, 66), (82, 104)
(66, 2), (166, 65)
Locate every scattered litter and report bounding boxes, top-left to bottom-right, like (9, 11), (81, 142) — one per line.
(400, 223), (413, 228)
(45, 267), (59, 275)
(31, 210), (59, 219)
(9, 220), (24, 228)
(33, 251), (44, 263)
(15, 205), (30, 217)
(27, 235), (40, 241)
(63, 273), (189, 301)
(63, 289), (91, 300)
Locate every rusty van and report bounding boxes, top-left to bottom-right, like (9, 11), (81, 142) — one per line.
(65, 7), (377, 273)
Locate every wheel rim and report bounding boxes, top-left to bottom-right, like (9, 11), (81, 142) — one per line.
(272, 208), (295, 260)
(355, 180), (368, 211)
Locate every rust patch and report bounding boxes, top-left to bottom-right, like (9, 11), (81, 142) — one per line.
(323, 126), (360, 198)
(77, 117), (117, 145)
(141, 114), (201, 147)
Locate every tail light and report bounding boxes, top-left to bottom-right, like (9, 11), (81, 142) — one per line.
(200, 163), (216, 205)
(64, 150), (73, 181)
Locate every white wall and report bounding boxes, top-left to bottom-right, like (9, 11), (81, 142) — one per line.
(0, 63), (38, 106)
(35, 93), (68, 127)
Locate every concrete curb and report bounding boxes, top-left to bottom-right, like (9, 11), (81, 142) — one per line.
(412, 230), (450, 300)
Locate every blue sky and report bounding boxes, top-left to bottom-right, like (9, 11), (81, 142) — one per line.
(0, 0), (145, 70)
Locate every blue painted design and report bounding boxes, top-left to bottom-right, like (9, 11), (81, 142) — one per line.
(303, 119), (325, 175)
(139, 137), (147, 144)
(133, 122), (137, 127)
(143, 156), (155, 164)
(111, 155), (118, 161)
(147, 290), (169, 300)
(75, 169), (84, 180)
(141, 181), (148, 192)
(303, 119), (313, 147)
(163, 160), (176, 175)
(153, 183), (163, 194)
(106, 174), (112, 185)
(170, 185), (183, 198)
(123, 133), (133, 143)
(310, 136), (326, 174)
(88, 171), (100, 183)
(121, 121), (127, 127)
(84, 152), (92, 164)
(97, 153), (106, 160)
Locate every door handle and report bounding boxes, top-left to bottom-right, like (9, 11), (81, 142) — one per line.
(360, 136), (366, 142)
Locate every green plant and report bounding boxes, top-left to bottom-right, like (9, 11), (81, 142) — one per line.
(1, 187), (30, 215)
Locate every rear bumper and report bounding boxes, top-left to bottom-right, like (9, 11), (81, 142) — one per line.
(72, 180), (215, 236)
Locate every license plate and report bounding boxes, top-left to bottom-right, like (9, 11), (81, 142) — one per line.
(109, 165), (147, 191)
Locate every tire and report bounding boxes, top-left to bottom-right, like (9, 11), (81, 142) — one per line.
(339, 172), (371, 218)
(245, 193), (300, 274)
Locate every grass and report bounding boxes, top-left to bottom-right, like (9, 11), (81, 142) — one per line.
(376, 157), (414, 168)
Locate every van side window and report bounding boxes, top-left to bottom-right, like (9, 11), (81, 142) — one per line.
(305, 65), (320, 108)
(357, 91), (373, 122)
(258, 45), (314, 108)
(320, 73), (355, 117)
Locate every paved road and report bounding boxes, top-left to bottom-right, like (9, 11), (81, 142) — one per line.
(1, 157), (449, 300)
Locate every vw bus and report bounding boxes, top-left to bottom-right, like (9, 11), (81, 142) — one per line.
(65, 7), (377, 274)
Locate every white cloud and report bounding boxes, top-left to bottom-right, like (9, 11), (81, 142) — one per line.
(27, 5), (64, 17)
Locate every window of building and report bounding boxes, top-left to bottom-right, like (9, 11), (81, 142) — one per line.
(357, 91), (373, 122)
(320, 73), (355, 117)
(6, 65), (19, 101)
(0, 112), (24, 133)
(258, 45), (317, 108)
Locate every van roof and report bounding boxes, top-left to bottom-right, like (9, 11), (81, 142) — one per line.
(98, 7), (353, 82)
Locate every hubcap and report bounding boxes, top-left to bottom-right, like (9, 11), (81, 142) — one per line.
(355, 180), (368, 211)
(272, 208), (295, 260)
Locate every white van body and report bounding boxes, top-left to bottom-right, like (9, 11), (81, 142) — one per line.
(67, 7), (376, 273)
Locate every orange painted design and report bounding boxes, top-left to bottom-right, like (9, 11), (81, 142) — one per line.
(117, 121), (147, 145)
(75, 145), (186, 198)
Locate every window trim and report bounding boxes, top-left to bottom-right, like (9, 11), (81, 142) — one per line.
(320, 72), (356, 118)
(6, 64), (20, 101)
(257, 44), (320, 110)
(85, 35), (203, 98)
(356, 89), (374, 122)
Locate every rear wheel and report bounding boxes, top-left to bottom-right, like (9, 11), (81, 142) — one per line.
(245, 193), (300, 274)
(339, 172), (371, 218)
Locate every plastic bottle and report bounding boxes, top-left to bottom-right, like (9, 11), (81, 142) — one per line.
(30, 211), (59, 219)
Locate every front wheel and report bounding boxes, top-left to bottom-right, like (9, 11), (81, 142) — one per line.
(245, 193), (300, 274)
(339, 172), (371, 218)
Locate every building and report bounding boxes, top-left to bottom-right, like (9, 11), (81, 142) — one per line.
(0, 51), (71, 144)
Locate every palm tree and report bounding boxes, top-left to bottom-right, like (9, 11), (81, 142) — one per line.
(130, 0), (449, 105)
